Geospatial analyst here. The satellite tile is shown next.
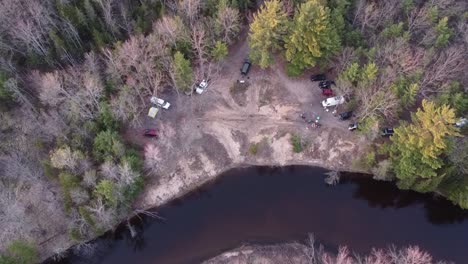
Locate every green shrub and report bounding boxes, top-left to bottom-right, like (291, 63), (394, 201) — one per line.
(364, 151), (376, 168)
(97, 101), (119, 131)
(372, 160), (393, 181)
(0, 71), (13, 104)
(122, 149), (143, 172)
(285, 63), (303, 77)
(93, 130), (124, 161)
(95, 180), (117, 206)
(248, 143), (258, 155)
(357, 116), (379, 140)
(69, 227), (83, 241)
(41, 160), (59, 180)
(59, 172), (80, 190)
(353, 149), (376, 171)
(122, 176), (145, 205)
(290, 134), (304, 153)
(79, 206), (97, 230)
(58, 172), (80, 212)
(0, 240), (38, 264)
(377, 142), (391, 156)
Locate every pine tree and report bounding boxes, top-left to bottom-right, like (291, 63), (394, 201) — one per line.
(434, 17), (452, 48)
(284, 0), (340, 75)
(0, 71), (13, 103)
(211, 41), (228, 61)
(390, 100), (461, 192)
(360, 62), (378, 84)
(173, 51), (193, 92)
(95, 180), (117, 206)
(248, 0), (288, 68)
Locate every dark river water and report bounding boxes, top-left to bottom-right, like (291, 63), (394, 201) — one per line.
(49, 166), (468, 264)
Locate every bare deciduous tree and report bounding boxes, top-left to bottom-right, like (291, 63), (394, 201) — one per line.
(420, 45), (466, 96)
(375, 39), (426, 75)
(49, 146), (84, 173)
(353, 0), (400, 34)
(216, 6), (240, 44)
(153, 15), (188, 47)
(191, 22), (209, 69)
(178, 0), (202, 25)
(144, 143), (160, 174)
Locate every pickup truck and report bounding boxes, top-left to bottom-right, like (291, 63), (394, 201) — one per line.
(195, 80), (209, 94)
(150, 97), (171, 109)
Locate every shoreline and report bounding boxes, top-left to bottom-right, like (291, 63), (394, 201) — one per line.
(42, 163), (370, 263)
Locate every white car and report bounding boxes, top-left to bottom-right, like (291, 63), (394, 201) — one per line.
(195, 79), (209, 94)
(455, 118), (467, 128)
(150, 97), (170, 109)
(322, 96), (345, 108)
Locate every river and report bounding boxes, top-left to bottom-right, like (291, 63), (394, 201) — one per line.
(48, 166), (468, 264)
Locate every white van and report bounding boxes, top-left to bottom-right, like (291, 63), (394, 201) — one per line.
(321, 96), (345, 108)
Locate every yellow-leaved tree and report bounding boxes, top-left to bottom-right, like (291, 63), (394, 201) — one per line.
(390, 100), (461, 192)
(248, 0), (288, 68)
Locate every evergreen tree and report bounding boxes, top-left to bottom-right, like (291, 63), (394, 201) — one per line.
(92, 29), (106, 50)
(434, 17), (453, 48)
(360, 62), (378, 84)
(173, 51), (193, 92)
(284, 0), (340, 75)
(0, 71), (13, 104)
(95, 180), (117, 206)
(390, 100), (461, 192)
(0, 240), (38, 264)
(211, 41), (228, 61)
(248, 0), (288, 68)
(93, 130), (124, 161)
(328, 0), (350, 36)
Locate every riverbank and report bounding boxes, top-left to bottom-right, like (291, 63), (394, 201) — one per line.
(45, 166), (468, 264)
(203, 242), (450, 264)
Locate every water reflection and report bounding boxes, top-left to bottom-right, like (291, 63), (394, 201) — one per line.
(48, 166), (468, 264)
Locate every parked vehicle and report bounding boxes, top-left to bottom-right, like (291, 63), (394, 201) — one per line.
(381, 128), (394, 137)
(240, 59), (251, 76)
(310, 74), (326, 81)
(319, 80), (335, 88)
(348, 123), (358, 131)
(455, 117), (467, 128)
(338, 111), (353, 120)
(322, 96), (345, 108)
(150, 97), (171, 109)
(144, 129), (158, 137)
(322, 88), (333, 96)
(147, 107), (159, 118)
(195, 79), (209, 94)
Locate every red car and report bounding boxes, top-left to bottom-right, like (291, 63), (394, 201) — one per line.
(322, 88), (333, 96)
(144, 129), (158, 138)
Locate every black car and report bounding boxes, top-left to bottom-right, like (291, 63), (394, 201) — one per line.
(310, 74), (326, 81)
(338, 111), (353, 120)
(319, 80), (336, 89)
(381, 128), (394, 137)
(240, 59), (251, 76)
